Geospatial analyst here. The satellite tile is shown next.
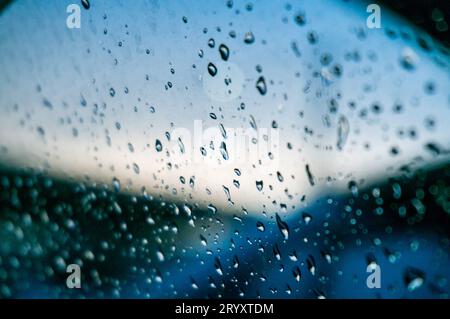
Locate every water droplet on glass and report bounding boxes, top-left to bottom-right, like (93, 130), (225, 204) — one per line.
(200, 235), (208, 246)
(307, 255), (316, 276)
(155, 139), (163, 152)
(81, 0), (90, 10)
(305, 164), (315, 186)
(404, 267), (425, 292)
(244, 31), (255, 44)
(337, 115), (349, 150)
(207, 62), (218, 77)
(256, 180), (263, 191)
(219, 44), (230, 61)
(302, 212), (312, 225)
(214, 257), (223, 276)
(256, 76), (267, 95)
(112, 177), (121, 192)
(220, 142), (229, 160)
(293, 266), (302, 282)
(275, 213), (289, 240)
(256, 221), (265, 232)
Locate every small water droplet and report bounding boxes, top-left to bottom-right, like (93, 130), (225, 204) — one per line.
(155, 139), (163, 152)
(200, 235), (208, 246)
(219, 44), (230, 61)
(256, 221), (265, 232)
(404, 267), (425, 292)
(220, 142), (229, 160)
(337, 115), (349, 150)
(307, 255), (316, 276)
(256, 76), (267, 95)
(256, 180), (263, 191)
(112, 177), (121, 192)
(244, 31), (255, 44)
(293, 266), (302, 282)
(81, 0), (90, 10)
(214, 257), (223, 276)
(207, 62), (218, 76)
(275, 213), (289, 240)
(305, 164), (315, 186)
(302, 212), (312, 225)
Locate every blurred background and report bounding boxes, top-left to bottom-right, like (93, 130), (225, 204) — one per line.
(0, 0), (449, 298)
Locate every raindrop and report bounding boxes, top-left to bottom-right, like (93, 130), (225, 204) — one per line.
(321, 251), (332, 264)
(200, 235), (208, 246)
(156, 248), (165, 262)
(293, 266), (302, 282)
(305, 164), (315, 186)
(348, 180), (358, 197)
(207, 63), (218, 76)
(220, 142), (229, 160)
(337, 115), (349, 150)
(256, 76), (267, 95)
(273, 244), (281, 260)
(302, 213), (312, 225)
(400, 47), (419, 71)
(276, 171), (284, 182)
(275, 213), (289, 240)
(112, 177), (121, 192)
(155, 139), (163, 152)
(244, 31), (255, 44)
(208, 38), (215, 48)
(294, 11), (306, 26)
(81, 0), (90, 10)
(306, 255), (316, 276)
(256, 180), (263, 191)
(233, 255), (239, 268)
(223, 185), (234, 205)
(132, 163), (140, 174)
(404, 267), (425, 292)
(219, 44), (230, 61)
(256, 221), (265, 232)
(178, 137), (185, 154)
(214, 257), (223, 276)
(127, 143), (134, 153)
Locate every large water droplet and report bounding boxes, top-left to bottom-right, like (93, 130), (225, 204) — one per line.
(207, 63), (217, 76)
(337, 115), (349, 150)
(219, 44), (230, 61)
